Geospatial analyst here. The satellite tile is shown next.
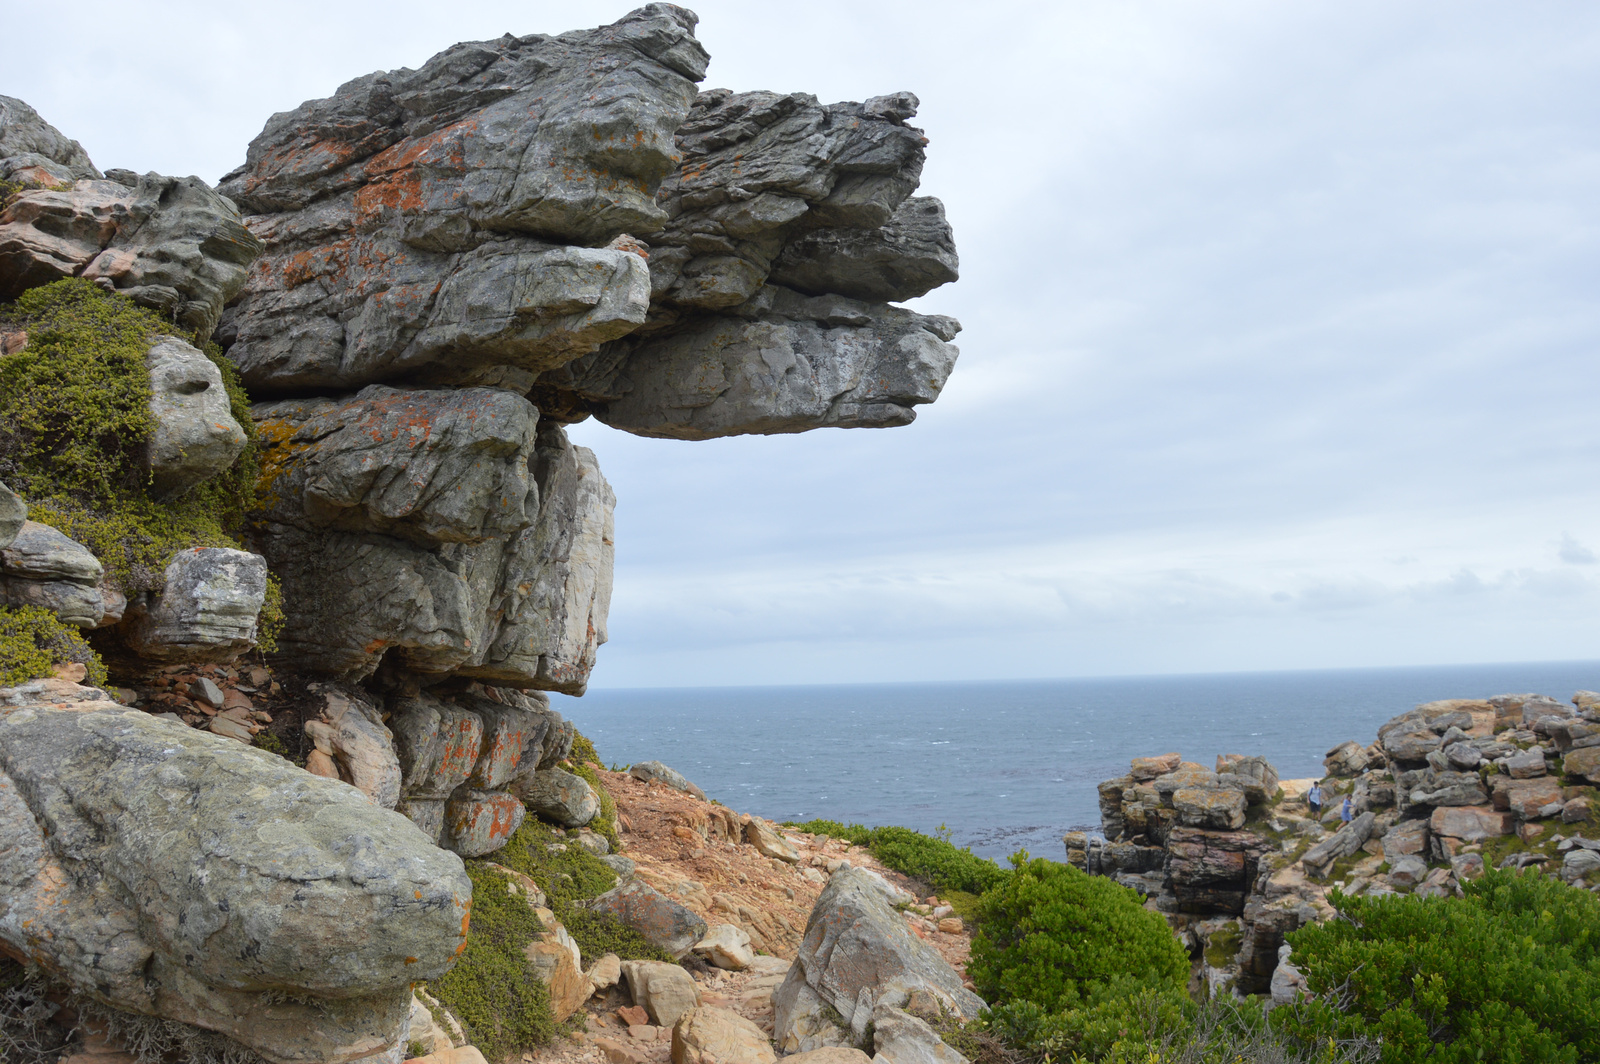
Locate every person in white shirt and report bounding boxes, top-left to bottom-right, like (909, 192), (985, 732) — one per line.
(1308, 781), (1324, 816)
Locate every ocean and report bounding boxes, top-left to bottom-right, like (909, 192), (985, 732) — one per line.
(552, 661), (1600, 860)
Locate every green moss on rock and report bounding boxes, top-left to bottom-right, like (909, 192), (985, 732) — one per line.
(490, 818), (670, 966)
(0, 279), (282, 655)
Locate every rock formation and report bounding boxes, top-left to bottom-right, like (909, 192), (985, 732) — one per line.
(0, 677), (471, 1064)
(1074, 689), (1600, 1000)
(0, 4), (963, 1059)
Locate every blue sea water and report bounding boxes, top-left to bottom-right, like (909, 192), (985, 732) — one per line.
(552, 661), (1600, 860)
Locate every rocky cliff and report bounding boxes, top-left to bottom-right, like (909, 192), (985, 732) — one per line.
(0, 6), (961, 1063)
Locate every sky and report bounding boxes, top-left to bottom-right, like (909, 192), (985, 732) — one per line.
(13, 2), (1600, 686)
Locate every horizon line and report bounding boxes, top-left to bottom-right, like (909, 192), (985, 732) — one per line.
(554, 656), (1600, 697)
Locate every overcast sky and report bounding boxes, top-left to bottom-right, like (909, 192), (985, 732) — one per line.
(15, 2), (1600, 686)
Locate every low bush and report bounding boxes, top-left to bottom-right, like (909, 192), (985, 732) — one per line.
(1275, 869), (1600, 1063)
(969, 854), (1188, 1021)
(483, 817), (670, 967)
(0, 604), (106, 686)
(784, 819), (1007, 897)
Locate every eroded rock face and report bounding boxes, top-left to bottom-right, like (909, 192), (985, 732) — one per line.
(0, 680), (471, 1064)
(144, 337), (248, 498)
(216, 6), (706, 393)
(0, 172), (261, 336)
(253, 391), (613, 689)
(532, 86), (961, 437)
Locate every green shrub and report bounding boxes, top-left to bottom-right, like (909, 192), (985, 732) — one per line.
(968, 855), (1188, 1029)
(1274, 870), (1600, 1063)
(0, 605), (106, 687)
(487, 817), (670, 966)
(787, 819), (874, 846)
(426, 861), (556, 1062)
(0, 279), (283, 650)
(784, 820), (1007, 897)
(868, 825), (1010, 897)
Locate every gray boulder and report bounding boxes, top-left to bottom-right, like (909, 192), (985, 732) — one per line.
(0, 479), (24, 549)
(517, 765), (600, 827)
(630, 759), (706, 799)
(0, 519), (117, 628)
(143, 336), (248, 498)
(0, 171), (261, 336)
(120, 547), (267, 662)
(773, 867), (984, 1051)
(538, 286), (959, 439)
(216, 6), (707, 394)
(586, 879), (707, 958)
(0, 681), (471, 1064)
(621, 959), (701, 1028)
(1562, 848), (1600, 884)
(1386, 854), (1428, 888)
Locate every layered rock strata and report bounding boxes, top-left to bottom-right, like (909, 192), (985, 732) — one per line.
(1075, 689), (1600, 1000)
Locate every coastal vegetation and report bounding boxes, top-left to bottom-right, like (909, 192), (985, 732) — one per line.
(1276, 870), (1600, 1062)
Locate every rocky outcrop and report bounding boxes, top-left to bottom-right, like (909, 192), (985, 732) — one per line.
(0, 678), (471, 1064)
(1, 6), (968, 1059)
(773, 867), (984, 1053)
(215, 7), (707, 394)
(1086, 688), (1600, 1000)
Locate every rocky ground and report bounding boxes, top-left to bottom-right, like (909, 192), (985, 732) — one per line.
(513, 768), (977, 1064)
